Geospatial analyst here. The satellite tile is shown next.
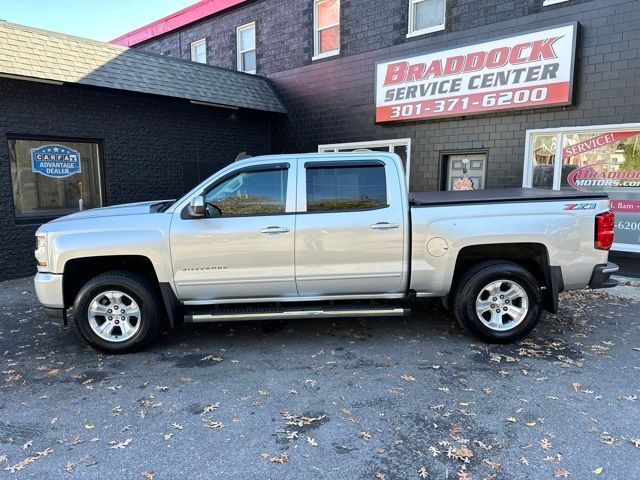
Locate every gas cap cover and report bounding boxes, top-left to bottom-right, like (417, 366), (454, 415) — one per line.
(427, 237), (449, 257)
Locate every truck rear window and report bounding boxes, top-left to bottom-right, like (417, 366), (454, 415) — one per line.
(306, 165), (387, 212)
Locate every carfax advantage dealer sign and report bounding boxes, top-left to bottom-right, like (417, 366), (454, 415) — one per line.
(375, 23), (577, 122)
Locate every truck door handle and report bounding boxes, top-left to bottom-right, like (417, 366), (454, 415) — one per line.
(260, 226), (290, 234)
(370, 222), (400, 230)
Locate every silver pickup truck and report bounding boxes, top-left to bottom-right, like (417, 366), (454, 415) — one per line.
(34, 152), (618, 353)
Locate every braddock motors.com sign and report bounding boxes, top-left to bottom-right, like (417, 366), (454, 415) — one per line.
(527, 126), (640, 251)
(564, 130), (640, 249)
(375, 23), (577, 122)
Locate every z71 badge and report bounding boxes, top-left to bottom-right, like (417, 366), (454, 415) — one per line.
(564, 203), (596, 210)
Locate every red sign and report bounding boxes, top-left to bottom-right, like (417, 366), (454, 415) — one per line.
(563, 131), (640, 160)
(375, 24), (576, 122)
(567, 165), (640, 192)
(611, 199), (640, 213)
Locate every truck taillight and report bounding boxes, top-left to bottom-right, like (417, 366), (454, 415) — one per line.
(595, 211), (615, 250)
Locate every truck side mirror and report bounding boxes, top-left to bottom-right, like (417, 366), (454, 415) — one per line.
(188, 196), (205, 217)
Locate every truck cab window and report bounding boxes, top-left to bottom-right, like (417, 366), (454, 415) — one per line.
(306, 164), (387, 212)
(205, 169), (287, 216)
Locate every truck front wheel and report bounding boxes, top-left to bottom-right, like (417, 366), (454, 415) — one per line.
(453, 262), (544, 343)
(73, 271), (163, 353)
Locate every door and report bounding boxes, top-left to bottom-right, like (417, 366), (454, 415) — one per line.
(295, 158), (406, 296)
(170, 161), (297, 301)
(446, 154), (487, 190)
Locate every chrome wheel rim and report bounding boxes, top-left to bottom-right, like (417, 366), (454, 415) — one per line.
(87, 290), (141, 343)
(475, 280), (529, 331)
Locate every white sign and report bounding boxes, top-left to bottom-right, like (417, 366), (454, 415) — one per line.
(376, 23), (577, 122)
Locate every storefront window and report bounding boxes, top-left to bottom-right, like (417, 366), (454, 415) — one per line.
(525, 125), (640, 252)
(530, 134), (557, 189)
(9, 138), (103, 219)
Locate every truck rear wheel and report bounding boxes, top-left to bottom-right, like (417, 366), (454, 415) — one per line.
(73, 271), (162, 353)
(453, 262), (544, 343)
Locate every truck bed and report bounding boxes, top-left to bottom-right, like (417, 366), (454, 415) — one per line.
(409, 187), (608, 207)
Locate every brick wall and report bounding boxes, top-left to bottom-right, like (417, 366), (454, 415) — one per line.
(0, 78), (273, 280)
(136, 0), (596, 76)
(266, 0), (640, 191)
(135, 0), (640, 191)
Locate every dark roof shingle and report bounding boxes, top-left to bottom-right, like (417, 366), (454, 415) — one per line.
(0, 21), (285, 114)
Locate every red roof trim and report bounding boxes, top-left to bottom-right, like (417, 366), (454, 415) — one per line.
(111, 0), (246, 47)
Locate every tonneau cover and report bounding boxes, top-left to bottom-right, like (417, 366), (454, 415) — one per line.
(410, 188), (608, 207)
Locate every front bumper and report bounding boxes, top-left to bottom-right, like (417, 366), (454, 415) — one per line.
(588, 262), (619, 289)
(34, 272), (64, 308)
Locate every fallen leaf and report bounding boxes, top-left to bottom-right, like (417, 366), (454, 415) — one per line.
(483, 459), (501, 469)
(593, 467), (603, 475)
(507, 417), (517, 423)
(269, 452), (289, 464)
(109, 438), (132, 450)
(141, 471), (155, 480)
(540, 438), (552, 450)
(554, 467), (571, 478)
(203, 420), (224, 429)
(203, 403), (220, 414)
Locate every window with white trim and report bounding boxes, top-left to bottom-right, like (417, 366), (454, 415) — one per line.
(543, 0), (570, 5)
(313, 0), (340, 60)
(318, 138), (411, 189)
(408, 0), (446, 38)
(190, 38), (207, 63)
(237, 22), (256, 74)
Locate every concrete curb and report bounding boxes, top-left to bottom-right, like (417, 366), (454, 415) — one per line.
(601, 275), (640, 301)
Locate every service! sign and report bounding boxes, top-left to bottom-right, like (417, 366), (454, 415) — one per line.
(376, 23), (577, 122)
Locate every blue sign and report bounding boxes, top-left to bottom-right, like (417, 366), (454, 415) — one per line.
(31, 144), (81, 178)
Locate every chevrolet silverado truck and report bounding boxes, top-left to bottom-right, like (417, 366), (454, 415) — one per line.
(34, 152), (619, 353)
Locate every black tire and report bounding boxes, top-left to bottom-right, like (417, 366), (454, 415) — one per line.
(73, 271), (163, 353)
(452, 261), (544, 344)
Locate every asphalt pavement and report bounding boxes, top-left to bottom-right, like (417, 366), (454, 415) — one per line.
(0, 277), (639, 479)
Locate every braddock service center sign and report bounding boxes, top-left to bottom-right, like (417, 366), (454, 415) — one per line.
(31, 144), (81, 178)
(376, 23), (577, 122)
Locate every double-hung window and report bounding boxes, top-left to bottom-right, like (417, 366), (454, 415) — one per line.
(237, 22), (257, 74)
(190, 38), (207, 63)
(408, 0), (446, 38)
(313, 0), (340, 60)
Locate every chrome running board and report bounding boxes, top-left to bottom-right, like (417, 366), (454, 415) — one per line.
(184, 306), (410, 323)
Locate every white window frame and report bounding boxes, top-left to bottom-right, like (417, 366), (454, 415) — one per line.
(407, 0), (446, 38)
(190, 38), (207, 63)
(543, 0), (570, 6)
(523, 123), (640, 253)
(318, 138), (411, 189)
(236, 22), (256, 74)
(313, 0), (340, 61)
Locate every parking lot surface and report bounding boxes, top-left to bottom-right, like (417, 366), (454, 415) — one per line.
(1, 277), (639, 479)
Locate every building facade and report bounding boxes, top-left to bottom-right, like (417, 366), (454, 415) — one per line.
(123, 0), (640, 253)
(0, 21), (283, 280)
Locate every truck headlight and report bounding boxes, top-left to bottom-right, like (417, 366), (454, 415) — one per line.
(35, 233), (48, 267)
